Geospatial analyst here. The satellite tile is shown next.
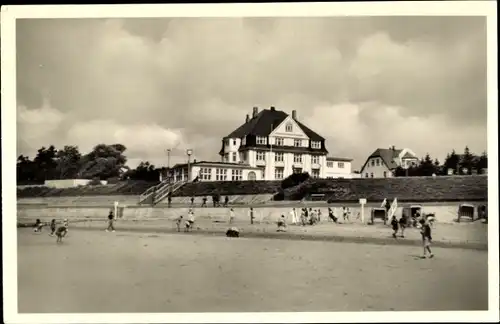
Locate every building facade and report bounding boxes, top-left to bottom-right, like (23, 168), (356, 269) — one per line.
(169, 161), (263, 182)
(360, 146), (419, 178)
(219, 106), (353, 180)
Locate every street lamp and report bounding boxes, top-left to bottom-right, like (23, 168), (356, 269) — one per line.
(166, 149), (171, 182)
(186, 149), (193, 181)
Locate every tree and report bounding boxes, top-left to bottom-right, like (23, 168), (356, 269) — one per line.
(33, 145), (58, 181)
(128, 161), (160, 181)
(55, 145), (82, 179)
(476, 151), (488, 174)
(79, 144), (128, 179)
(459, 146), (475, 175)
(17, 155), (38, 184)
(433, 158), (441, 175)
(443, 149), (460, 175)
(416, 153), (436, 176)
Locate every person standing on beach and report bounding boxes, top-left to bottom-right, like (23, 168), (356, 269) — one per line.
(249, 207), (255, 224)
(290, 208), (298, 225)
(391, 215), (399, 238)
(420, 219), (434, 258)
(106, 210), (115, 232)
(229, 208), (235, 224)
(399, 214), (407, 238)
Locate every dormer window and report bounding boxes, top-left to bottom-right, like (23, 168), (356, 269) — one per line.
(256, 136), (267, 145)
(286, 123), (293, 132)
(311, 141), (321, 149)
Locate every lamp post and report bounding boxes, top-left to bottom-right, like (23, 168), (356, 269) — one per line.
(166, 149), (171, 182)
(186, 149), (193, 181)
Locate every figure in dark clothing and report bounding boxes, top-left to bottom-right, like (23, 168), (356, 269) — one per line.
(224, 196), (229, 207)
(250, 207), (255, 224)
(34, 219), (43, 232)
(190, 196), (194, 206)
(202, 196), (207, 207)
(167, 194), (172, 208)
(49, 219), (57, 236)
(391, 216), (399, 238)
(106, 211), (115, 232)
(420, 219), (434, 258)
(399, 214), (407, 237)
(328, 207), (338, 223)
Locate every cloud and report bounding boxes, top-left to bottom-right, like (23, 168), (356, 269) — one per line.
(16, 17), (487, 169)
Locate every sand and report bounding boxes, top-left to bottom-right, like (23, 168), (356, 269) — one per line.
(17, 228), (488, 313)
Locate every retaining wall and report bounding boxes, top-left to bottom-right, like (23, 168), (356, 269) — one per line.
(17, 201), (487, 225)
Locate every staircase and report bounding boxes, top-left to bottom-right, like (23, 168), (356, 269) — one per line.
(138, 179), (187, 205)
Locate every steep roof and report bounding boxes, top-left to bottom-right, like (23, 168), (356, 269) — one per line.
(362, 148), (402, 171)
(402, 151), (417, 159)
(224, 108), (324, 140)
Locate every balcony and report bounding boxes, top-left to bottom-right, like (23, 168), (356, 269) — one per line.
(293, 161), (303, 168)
(274, 160), (285, 166)
(311, 163), (321, 169)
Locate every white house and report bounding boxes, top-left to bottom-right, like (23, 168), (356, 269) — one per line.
(360, 146), (419, 178)
(219, 106), (353, 180)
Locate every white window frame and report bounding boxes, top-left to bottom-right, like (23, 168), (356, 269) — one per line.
(376, 159), (380, 166)
(327, 161), (333, 168)
(294, 139), (301, 147)
(199, 167), (212, 181)
(216, 168), (227, 181)
(371, 160), (375, 167)
(274, 167), (284, 180)
(312, 155), (319, 164)
(383, 171), (387, 178)
(275, 152), (284, 162)
(285, 123), (293, 132)
(256, 151), (266, 161)
(275, 137), (284, 146)
(256, 136), (267, 145)
(311, 141), (321, 149)
(338, 162), (345, 169)
(293, 154), (302, 163)
(311, 169), (320, 178)
(231, 152), (237, 162)
(231, 169), (242, 181)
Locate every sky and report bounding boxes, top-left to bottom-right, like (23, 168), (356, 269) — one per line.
(16, 16), (488, 170)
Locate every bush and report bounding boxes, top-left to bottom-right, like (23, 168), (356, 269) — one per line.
(280, 172), (310, 190)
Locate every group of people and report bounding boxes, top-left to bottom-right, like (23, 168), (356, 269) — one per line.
(390, 211), (434, 258)
(286, 206), (352, 226)
(174, 208), (196, 232)
(33, 218), (69, 243)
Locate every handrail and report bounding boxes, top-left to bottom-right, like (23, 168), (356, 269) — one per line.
(154, 180), (187, 204)
(139, 180), (170, 204)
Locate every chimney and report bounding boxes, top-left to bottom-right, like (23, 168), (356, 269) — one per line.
(193, 159), (197, 163)
(245, 114), (250, 123)
(392, 145), (396, 150)
(252, 107), (258, 117)
(292, 110), (297, 119)
(270, 106), (276, 111)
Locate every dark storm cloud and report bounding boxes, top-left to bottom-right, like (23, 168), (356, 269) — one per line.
(16, 16), (487, 168)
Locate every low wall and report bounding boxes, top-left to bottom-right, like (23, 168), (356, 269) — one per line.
(17, 201), (487, 225)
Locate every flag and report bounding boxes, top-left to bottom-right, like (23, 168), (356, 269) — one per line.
(381, 198), (387, 208)
(389, 198), (398, 218)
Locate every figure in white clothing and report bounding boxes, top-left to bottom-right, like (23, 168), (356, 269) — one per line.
(290, 208), (298, 224)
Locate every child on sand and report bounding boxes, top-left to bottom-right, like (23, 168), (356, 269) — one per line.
(399, 214), (407, 238)
(420, 219), (434, 258)
(229, 208), (235, 224)
(391, 216), (399, 238)
(56, 219), (69, 243)
(49, 219), (56, 236)
(328, 207), (338, 223)
(106, 211), (115, 232)
(175, 215), (183, 232)
(277, 215), (287, 232)
(34, 219), (43, 233)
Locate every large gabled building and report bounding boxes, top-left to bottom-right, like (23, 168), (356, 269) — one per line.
(360, 146), (419, 178)
(219, 106), (353, 180)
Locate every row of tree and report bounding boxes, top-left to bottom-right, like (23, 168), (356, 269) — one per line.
(393, 147), (488, 177)
(17, 144), (488, 184)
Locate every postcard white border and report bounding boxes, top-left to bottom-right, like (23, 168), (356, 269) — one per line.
(2, 1), (498, 323)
